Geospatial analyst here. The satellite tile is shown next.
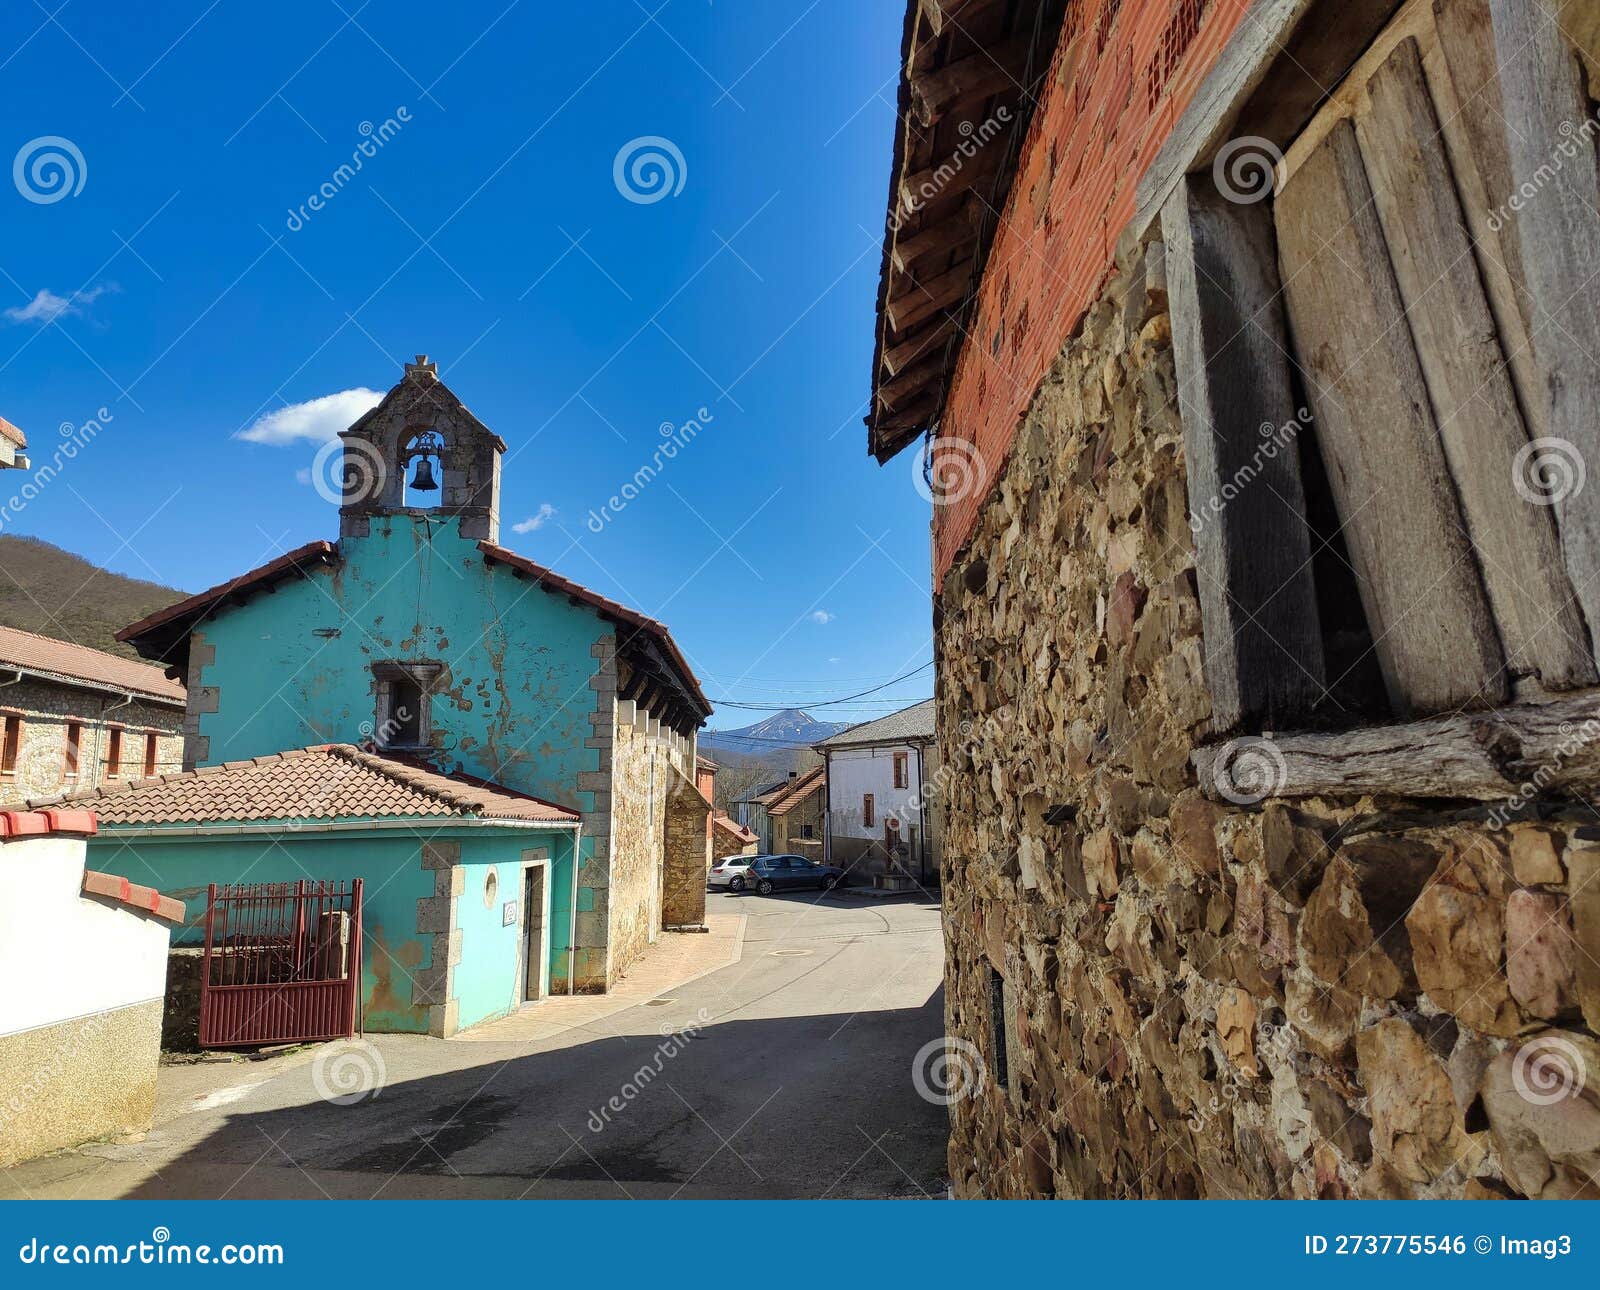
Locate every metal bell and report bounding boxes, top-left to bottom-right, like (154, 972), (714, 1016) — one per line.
(409, 456), (440, 492)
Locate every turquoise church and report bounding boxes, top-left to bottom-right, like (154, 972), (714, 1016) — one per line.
(68, 357), (715, 1037)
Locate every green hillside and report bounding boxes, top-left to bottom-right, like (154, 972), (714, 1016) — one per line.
(0, 535), (186, 661)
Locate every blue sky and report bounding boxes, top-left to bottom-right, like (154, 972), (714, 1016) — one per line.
(0, 0), (935, 730)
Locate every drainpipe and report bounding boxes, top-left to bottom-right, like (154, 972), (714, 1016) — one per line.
(0, 669), (23, 696)
(913, 742), (931, 885)
(567, 821), (582, 997)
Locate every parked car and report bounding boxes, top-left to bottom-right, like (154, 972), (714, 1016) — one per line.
(744, 854), (848, 895)
(707, 855), (758, 892)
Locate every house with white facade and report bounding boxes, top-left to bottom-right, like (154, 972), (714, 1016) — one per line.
(815, 699), (940, 890)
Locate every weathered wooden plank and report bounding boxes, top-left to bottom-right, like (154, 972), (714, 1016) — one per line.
(1133, 0), (1405, 242)
(1427, 0), (1547, 440)
(883, 316), (957, 376)
(1356, 37), (1595, 687)
(1193, 690), (1600, 802)
(910, 37), (1029, 126)
(1162, 173), (1325, 732)
(1275, 120), (1506, 715)
(885, 262), (973, 332)
(1486, 0), (1600, 659)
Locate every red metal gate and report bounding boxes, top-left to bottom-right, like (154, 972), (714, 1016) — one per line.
(199, 879), (364, 1047)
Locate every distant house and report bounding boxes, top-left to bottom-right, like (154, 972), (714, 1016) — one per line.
(764, 765), (825, 857)
(733, 776), (787, 851)
(815, 700), (939, 887)
(697, 754), (758, 860)
(712, 812), (758, 857)
(0, 416), (27, 470)
(0, 806), (184, 1166)
(0, 625), (186, 807)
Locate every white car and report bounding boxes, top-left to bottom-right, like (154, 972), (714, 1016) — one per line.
(707, 855), (758, 892)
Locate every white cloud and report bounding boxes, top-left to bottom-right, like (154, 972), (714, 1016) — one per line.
(240, 388), (383, 445)
(811, 610), (834, 625)
(4, 284), (113, 325)
(512, 503), (557, 534)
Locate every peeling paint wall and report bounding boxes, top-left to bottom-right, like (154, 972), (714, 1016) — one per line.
(607, 711), (666, 981)
(193, 516), (602, 812)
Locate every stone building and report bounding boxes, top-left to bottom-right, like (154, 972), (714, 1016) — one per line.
(0, 625), (186, 807)
(817, 700), (939, 886)
(107, 357), (713, 1004)
(765, 765), (826, 858)
(866, 0), (1600, 1198)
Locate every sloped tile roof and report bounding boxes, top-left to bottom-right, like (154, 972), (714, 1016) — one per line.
(0, 624), (185, 703)
(713, 812), (757, 845)
(766, 765), (825, 817)
(29, 744), (579, 827)
(813, 698), (935, 749)
(0, 416), (26, 449)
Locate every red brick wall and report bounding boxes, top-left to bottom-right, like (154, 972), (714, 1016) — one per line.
(933, 0), (1250, 581)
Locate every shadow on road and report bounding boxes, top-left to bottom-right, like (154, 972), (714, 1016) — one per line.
(117, 989), (950, 1200)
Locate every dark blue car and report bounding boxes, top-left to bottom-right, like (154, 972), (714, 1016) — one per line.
(743, 854), (848, 895)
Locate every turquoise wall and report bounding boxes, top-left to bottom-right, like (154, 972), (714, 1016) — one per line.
(89, 824), (575, 1035)
(195, 515), (605, 815)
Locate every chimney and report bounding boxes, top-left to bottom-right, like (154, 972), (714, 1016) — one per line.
(788, 771), (797, 781)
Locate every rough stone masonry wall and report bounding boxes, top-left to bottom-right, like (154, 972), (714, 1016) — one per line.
(935, 235), (1600, 1201)
(0, 677), (184, 807)
(606, 704), (667, 984)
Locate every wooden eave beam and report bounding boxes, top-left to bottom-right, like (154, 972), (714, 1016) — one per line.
(910, 36), (1031, 126)
(877, 354), (947, 409)
(882, 316), (957, 377)
(885, 262), (973, 332)
(890, 201), (982, 272)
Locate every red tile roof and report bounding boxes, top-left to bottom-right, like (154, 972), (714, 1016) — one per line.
(478, 543), (710, 716)
(0, 416), (25, 449)
(0, 624), (185, 703)
(713, 812), (758, 845)
(117, 537), (711, 719)
(116, 540), (338, 655)
(82, 869), (184, 923)
(765, 765), (825, 817)
(29, 744), (579, 827)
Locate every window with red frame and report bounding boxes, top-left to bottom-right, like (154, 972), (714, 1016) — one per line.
(104, 727), (123, 779)
(64, 722), (82, 780)
(0, 714), (20, 779)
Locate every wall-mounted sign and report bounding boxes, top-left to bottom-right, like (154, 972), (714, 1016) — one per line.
(502, 899), (519, 926)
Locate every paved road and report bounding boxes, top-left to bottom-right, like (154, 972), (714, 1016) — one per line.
(3, 889), (949, 1199)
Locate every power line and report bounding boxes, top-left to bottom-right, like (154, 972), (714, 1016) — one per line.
(708, 661), (932, 711)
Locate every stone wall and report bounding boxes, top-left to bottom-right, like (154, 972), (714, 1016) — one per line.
(606, 703), (668, 984)
(1, 677), (184, 807)
(662, 769), (710, 928)
(935, 236), (1600, 1200)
